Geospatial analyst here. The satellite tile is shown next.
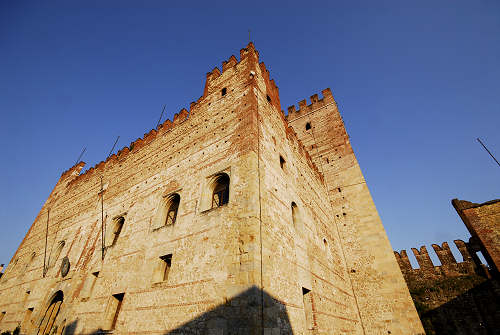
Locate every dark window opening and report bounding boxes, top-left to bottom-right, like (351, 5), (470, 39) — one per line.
(165, 194), (180, 226)
(0, 311), (5, 324)
(302, 287), (314, 332)
(88, 271), (99, 298)
(280, 155), (286, 170)
(305, 122), (311, 130)
(22, 307), (34, 330)
(323, 238), (328, 247)
(212, 174), (230, 208)
(266, 95), (271, 102)
(291, 202), (298, 227)
(111, 217), (124, 245)
(160, 254), (173, 281)
(110, 293), (124, 330)
(221, 88), (227, 96)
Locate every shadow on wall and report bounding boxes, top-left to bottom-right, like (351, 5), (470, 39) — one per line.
(417, 278), (500, 335)
(63, 286), (293, 335)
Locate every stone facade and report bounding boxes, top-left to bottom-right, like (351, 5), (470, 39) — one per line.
(0, 43), (423, 335)
(395, 199), (500, 334)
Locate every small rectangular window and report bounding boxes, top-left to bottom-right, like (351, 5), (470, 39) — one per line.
(0, 311), (5, 324)
(22, 308), (33, 329)
(89, 271), (99, 296)
(280, 155), (286, 170)
(104, 293), (124, 330)
(302, 288), (314, 332)
(160, 254), (172, 281)
(221, 88), (227, 96)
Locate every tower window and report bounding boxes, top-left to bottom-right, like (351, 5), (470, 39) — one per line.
(221, 88), (227, 96)
(302, 288), (314, 331)
(22, 307), (33, 330)
(305, 122), (311, 130)
(108, 217), (124, 246)
(267, 95), (271, 102)
(48, 241), (65, 269)
(104, 293), (124, 331)
(82, 271), (100, 300)
(160, 254), (172, 281)
(291, 202), (299, 227)
(165, 194), (180, 226)
(211, 174), (230, 208)
(280, 155), (286, 170)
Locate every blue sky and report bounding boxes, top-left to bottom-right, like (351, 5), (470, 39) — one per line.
(0, 1), (498, 268)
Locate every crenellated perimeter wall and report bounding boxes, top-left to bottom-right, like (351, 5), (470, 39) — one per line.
(394, 208), (500, 335)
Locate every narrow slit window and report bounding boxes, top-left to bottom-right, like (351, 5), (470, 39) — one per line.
(165, 194), (180, 226)
(104, 293), (124, 331)
(305, 122), (311, 130)
(302, 288), (314, 332)
(221, 88), (227, 96)
(291, 202), (298, 227)
(22, 308), (33, 330)
(267, 95), (271, 102)
(49, 241), (65, 269)
(89, 272), (99, 298)
(160, 254), (172, 281)
(280, 155), (286, 170)
(212, 174), (230, 208)
(111, 217), (124, 246)
(24, 290), (30, 303)
(0, 311), (5, 324)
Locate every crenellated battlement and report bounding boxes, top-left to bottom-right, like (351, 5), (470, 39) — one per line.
(65, 105), (191, 187)
(285, 88), (335, 121)
(394, 239), (487, 282)
(203, 42), (260, 98)
(61, 42), (284, 189)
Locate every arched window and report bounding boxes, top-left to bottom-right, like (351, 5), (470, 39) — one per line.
(291, 202), (298, 227)
(165, 194), (180, 226)
(211, 173), (230, 208)
(49, 241), (65, 269)
(37, 291), (63, 335)
(305, 122), (311, 130)
(152, 193), (181, 230)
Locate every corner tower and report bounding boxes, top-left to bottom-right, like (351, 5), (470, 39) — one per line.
(287, 91), (424, 333)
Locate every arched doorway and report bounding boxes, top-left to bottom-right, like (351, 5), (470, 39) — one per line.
(37, 291), (64, 335)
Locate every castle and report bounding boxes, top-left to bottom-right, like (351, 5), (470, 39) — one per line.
(0, 43), (424, 334)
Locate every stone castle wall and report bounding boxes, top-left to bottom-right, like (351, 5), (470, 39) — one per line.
(395, 198), (500, 335)
(0, 43), (423, 335)
(287, 90), (423, 333)
(395, 239), (500, 335)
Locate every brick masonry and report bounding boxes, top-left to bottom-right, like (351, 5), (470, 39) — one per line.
(0, 43), (423, 335)
(395, 199), (500, 334)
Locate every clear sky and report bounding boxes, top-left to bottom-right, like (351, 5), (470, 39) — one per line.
(0, 1), (498, 268)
